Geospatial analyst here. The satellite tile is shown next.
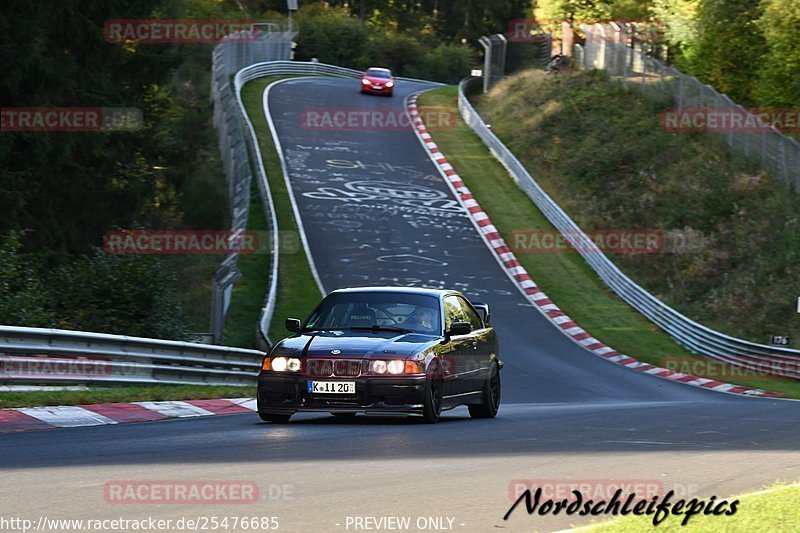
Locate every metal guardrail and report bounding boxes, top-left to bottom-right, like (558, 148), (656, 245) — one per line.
(0, 326), (264, 386)
(458, 76), (800, 373)
(231, 61), (441, 344)
(209, 27), (296, 345)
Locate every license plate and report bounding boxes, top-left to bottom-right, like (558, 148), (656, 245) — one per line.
(308, 381), (356, 394)
(371, 85), (383, 90)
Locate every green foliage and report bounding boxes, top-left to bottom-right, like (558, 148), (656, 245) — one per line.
(408, 43), (475, 85)
(294, 6), (371, 66)
(293, 4), (475, 83)
(0, 0), (234, 337)
(0, 233), (57, 327)
(53, 251), (189, 339)
(684, 0), (767, 105)
(754, 0), (800, 107)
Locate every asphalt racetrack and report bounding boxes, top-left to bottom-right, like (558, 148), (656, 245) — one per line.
(1, 77), (798, 532)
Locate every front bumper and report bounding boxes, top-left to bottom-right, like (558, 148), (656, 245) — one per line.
(361, 84), (392, 94)
(257, 373), (426, 416)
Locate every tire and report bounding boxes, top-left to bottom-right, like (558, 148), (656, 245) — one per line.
(331, 412), (357, 419)
(468, 362), (500, 419)
(259, 412), (292, 423)
(422, 363), (443, 424)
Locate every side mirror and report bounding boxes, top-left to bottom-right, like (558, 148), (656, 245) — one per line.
(448, 321), (472, 337)
(392, 76), (397, 80)
(472, 302), (490, 325)
(285, 318), (301, 333)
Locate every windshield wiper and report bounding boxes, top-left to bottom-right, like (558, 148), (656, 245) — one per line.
(349, 325), (410, 333)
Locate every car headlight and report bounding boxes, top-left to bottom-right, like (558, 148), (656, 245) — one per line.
(387, 360), (404, 374)
(371, 360), (387, 374)
(270, 357), (301, 372)
(385, 81), (394, 88)
(361, 78), (370, 85)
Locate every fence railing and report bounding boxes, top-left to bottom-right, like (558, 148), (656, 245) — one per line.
(0, 326), (264, 386)
(209, 26), (296, 345)
(458, 76), (799, 375)
(575, 22), (799, 192)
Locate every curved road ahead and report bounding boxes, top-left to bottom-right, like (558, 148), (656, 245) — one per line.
(1, 77), (798, 532)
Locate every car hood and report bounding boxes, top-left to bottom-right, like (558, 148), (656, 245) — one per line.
(272, 331), (436, 359)
(364, 76), (391, 84)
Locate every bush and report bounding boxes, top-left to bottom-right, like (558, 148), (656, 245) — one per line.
(294, 6), (370, 67)
(0, 232), (56, 327)
(53, 251), (189, 340)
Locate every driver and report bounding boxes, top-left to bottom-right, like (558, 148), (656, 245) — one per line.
(406, 306), (437, 332)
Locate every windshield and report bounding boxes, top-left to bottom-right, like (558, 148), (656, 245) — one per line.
(366, 69), (391, 79)
(304, 292), (440, 335)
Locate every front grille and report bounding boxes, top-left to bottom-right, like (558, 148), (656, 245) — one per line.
(305, 359), (363, 377)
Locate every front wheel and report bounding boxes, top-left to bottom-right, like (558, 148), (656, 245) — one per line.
(422, 364), (443, 424)
(259, 412), (292, 423)
(468, 362), (500, 419)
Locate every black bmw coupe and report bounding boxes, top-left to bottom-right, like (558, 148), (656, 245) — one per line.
(257, 287), (502, 423)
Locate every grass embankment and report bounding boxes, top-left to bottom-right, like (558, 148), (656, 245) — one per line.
(0, 385), (251, 409)
(475, 68), (799, 347)
(239, 77), (323, 342)
(577, 482), (799, 532)
(417, 84), (800, 399)
(222, 174), (271, 348)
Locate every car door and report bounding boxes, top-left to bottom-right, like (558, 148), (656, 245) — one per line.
(441, 295), (471, 397)
(455, 295), (490, 393)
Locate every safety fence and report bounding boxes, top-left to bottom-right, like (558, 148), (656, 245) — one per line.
(458, 76), (799, 376)
(209, 26), (296, 344)
(574, 22), (799, 192)
(0, 326), (264, 386)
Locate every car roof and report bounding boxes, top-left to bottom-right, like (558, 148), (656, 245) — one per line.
(329, 286), (454, 298)
(365, 67), (391, 73)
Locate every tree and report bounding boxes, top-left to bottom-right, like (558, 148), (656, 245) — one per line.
(754, 0), (800, 108)
(683, 0), (767, 105)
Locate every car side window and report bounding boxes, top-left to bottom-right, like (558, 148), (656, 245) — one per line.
(443, 296), (466, 329)
(457, 297), (484, 331)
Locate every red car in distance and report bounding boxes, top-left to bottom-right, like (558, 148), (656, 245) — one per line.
(360, 67), (395, 96)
